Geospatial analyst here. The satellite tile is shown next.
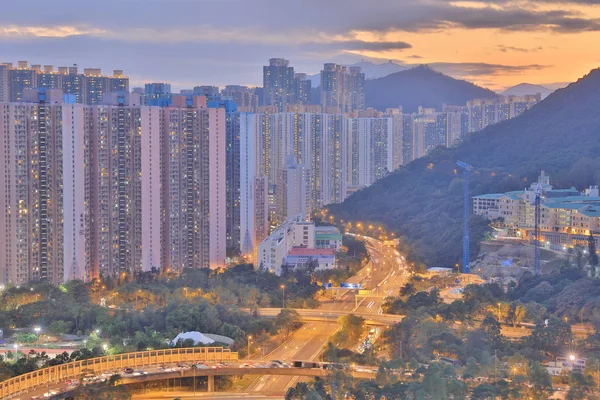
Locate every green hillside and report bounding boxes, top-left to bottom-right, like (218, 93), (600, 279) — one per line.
(329, 68), (600, 268)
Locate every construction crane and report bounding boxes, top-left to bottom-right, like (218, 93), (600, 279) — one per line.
(456, 161), (474, 274)
(532, 181), (542, 275)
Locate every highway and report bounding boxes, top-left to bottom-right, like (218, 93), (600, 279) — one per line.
(245, 235), (408, 394)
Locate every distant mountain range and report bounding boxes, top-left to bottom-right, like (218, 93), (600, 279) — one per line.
(329, 67), (600, 268)
(502, 83), (554, 99)
(308, 61), (406, 87)
(364, 65), (497, 113)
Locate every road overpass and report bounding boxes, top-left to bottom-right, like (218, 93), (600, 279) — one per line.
(256, 307), (405, 326)
(1, 347), (237, 399)
(2, 346), (378, 399)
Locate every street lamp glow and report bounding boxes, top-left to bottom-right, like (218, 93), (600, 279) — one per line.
(569, 354), (576, 361)
(103, 344), (108, 351)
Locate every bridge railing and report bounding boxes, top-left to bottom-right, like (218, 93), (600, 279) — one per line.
(0, 346), (238, 398)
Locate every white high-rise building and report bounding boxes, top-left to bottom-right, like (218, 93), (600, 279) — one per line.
(346, 117), (394, 187)
(239, 113), (269, 262)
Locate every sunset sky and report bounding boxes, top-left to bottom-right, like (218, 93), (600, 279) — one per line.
(1, 0), (599, 91)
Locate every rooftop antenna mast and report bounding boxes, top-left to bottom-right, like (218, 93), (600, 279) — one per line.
(456, 160), (474, 274)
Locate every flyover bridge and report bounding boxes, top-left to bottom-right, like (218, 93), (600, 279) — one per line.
(256, 308), (405, 326)
(1, 347), (237, 399)
(1, 347), (377, 399)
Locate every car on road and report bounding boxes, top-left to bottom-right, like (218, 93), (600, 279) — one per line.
(123, 367), (134, 374)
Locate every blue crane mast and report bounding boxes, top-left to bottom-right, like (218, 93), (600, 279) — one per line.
(456, 161), (474, 274)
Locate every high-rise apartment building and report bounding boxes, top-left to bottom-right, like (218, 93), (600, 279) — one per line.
(144, 83), (172, 106)
(221, 85), (259, 111)
(346, 116), (394, 187)
(348, 67), (365, 111)
(293, 73), (311, 105)
(1, 89), (69, 284)
(467, 95), (540, 133)
(8, 61), (38, 102)
(1, 61), (130, 105)
(263, 58), (295, 111)
(163, 96), (226, 272)
(1, 90), (226, 285)
(0, 63), (9, 102)
(60, 66), (85, 104)
(275, 156), (309, 225)
(320, 63), (365, 113)
(207, 101), (242, 254)
(239, 113), (269, 262)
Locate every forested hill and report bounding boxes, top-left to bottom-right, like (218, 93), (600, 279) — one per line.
(364, 65), (497, 112)
(329, 68), (600, 268)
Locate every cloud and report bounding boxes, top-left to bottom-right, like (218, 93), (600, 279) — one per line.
(0, 25), (104, 38)
(314, 40), (412, 52)
(406, 55), (424, 59)
(497, 45), (544, 52)
(429, 62), (550, 77)
(2, 0), (600, 38)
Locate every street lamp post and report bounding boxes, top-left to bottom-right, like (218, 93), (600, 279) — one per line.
(497, 303), (501, 322)
(280, 285), (285, 309)
(247, 336), (252, 358)
(192, 365), (197, 395)
(34, 327), (41, 347)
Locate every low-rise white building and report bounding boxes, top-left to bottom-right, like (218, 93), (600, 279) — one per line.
(257, 215), (340, 275)
(285, 247), (337, 271)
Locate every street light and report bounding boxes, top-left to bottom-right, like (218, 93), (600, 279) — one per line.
(103, 344), (108, 352)
(497, 303), (501, 322)
(280, 285), (285, 309)
(34, 327), (41, 347)
(247, 336), (252, 357)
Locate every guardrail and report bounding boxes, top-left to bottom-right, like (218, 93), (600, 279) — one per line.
(0, 346), (238, 398)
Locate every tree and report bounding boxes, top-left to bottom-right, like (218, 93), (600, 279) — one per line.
(400, 283), (416, 297)
(589, 232), (599, 267)
(480, 315), (502, 345)
(274, 309), (301, 338)
(528, 316), (573, 353)
(528, 362), (552, 399)
(567, 372), (593, 400)
(335, 315), (365, 347)
(513, 304), (527, 326)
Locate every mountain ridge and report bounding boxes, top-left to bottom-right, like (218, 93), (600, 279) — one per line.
(502, 83), (554, 99)
(329, 67), (600, 268)
(364, 65), (497, 113)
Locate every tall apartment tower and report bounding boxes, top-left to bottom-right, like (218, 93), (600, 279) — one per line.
(60, 66), (85, 104)
(348, 67), (365, 111)
(320, 64), (365, 113)
(263, 58), (295, 111)
(276, 156), (309, 225)
(8, 61), (38, 102)
(88, 93), (144, 278)
(239, 113), (269, 262)
(163, 96), (226, 272)
(0, 89), (72, 285)
(0, 63), (9, 102)
(293, 73), (311, 105)
(346, 117), (394, 187)
(38, 66), (62, 90)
